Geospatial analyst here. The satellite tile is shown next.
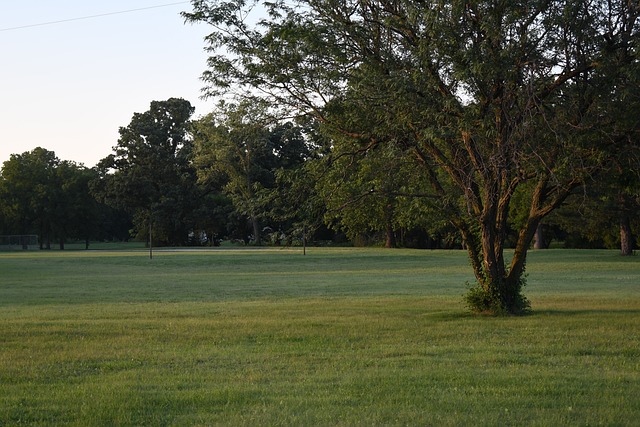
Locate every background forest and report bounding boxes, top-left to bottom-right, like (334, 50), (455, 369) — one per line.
(1, 93), (638, 252)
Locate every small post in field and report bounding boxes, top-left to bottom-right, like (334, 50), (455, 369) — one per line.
(149, 216), (153, 260)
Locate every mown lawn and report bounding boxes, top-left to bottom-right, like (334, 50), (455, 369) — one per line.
(0, 248), (638, 425)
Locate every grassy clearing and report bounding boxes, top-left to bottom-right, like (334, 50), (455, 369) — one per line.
(0, 248), (639, 425)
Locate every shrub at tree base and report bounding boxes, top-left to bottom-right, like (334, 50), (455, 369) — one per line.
(465, 276), (531, 316)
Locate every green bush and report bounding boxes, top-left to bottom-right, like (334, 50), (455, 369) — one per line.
(465, 276), (531, 316)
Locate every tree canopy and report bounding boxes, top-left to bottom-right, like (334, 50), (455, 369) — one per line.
(185, 0), (640, 314)
(192, 100), (314, 244)
(0, 148), (113, 248)
(92, 98), (198, 246)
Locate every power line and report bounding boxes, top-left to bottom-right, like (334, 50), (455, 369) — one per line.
(0, 2), (190, 32)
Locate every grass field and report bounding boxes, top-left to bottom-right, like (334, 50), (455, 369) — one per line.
(1, 248), (639, 425)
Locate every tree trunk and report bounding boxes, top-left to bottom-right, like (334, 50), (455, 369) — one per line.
(464, 175), (567, 315)
(480, 219), (505, 288)
(384, 202), (396, 248)
(620, 213), (633, 256)
(251, 214), (261, 245)
(619, 193), (634, 256)
(620, 219), (633, 256)
(149, 217), (153, 260)
(385, 225), (396, 248)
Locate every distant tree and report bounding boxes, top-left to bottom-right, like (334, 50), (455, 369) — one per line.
(616, 177), (640, 256)
(317, 139), (429, 247)
(91, 98), (197, 246)
(193, 101), (271, 244)
(595, 24), (640, 255)
(544, 8), (640, 255)
(260, 119), (328, 247)
(54, 163), (106, 249)
(545, 172), (640, 253)
(0, 149), (110, 249)
(0, 148), (58, 247)
(193, 100), (313, 245)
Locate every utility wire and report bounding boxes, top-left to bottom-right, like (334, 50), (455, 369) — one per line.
(0, 1), (190, 32)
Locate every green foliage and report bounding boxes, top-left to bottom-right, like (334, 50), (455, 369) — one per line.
(465, 276), (531, 316)
(92, 98), (197, 245)
(317, 140), (445, 247)
(184, 0), (640, 312)
(0, 148), (118, 246)
(0, 148), (59, 240)
(192, 101), (317, 244)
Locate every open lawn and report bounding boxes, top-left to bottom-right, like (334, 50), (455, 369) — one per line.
(1, 248), (639, 425)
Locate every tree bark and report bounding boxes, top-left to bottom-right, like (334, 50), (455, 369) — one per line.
(619, 193), (634, 256)
(250, 214), (261, 245)
(510, 216), (542, 283)
(384, 202), (396, 248)
(385, 225), (396, 248)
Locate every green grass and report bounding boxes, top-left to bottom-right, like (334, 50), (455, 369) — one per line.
(1, 248), (639, 425)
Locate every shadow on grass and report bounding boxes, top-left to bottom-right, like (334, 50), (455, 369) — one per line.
(533, 309), (640, 316)
(424, 310), (477, 321)
(426, 308), (640, 320)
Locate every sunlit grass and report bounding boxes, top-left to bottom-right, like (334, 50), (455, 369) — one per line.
(0, 248), (639, 425)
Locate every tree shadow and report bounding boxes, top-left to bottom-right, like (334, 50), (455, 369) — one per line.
(532, 308), (640, 316)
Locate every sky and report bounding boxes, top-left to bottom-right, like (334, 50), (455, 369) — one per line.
(0, 1), (212, 168)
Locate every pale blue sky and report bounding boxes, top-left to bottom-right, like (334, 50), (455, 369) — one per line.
(0, 1), (211, 167)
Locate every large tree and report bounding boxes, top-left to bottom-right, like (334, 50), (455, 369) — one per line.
(92, 98), (198, 246)
(192, 101), (275, 244)
(192, 100), (313, 244)
(185, 0), (639, 314)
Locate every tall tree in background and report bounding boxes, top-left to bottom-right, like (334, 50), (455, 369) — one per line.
(262, 119), (329, 246)
(185, 0), (639, 314)
(193, 100), (313, 244)
(318, 140), (436, 248)
(595, 13), (640, 255)
(91, 98), (197, 246)
(192, 101), (274, 244)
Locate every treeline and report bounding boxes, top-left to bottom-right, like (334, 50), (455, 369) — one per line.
(1, 97), (637, 251)
(0, 148), (130, 249)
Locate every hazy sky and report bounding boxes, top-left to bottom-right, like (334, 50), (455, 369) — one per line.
(0, 1), (212, 168)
